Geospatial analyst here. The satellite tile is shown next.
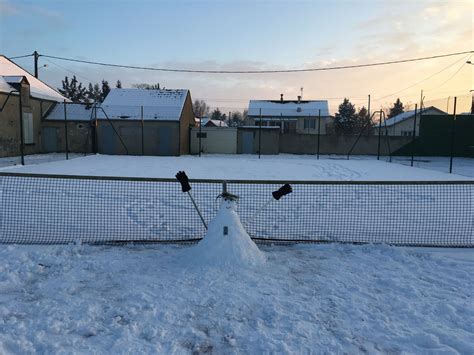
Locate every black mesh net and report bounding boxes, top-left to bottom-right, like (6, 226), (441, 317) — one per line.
(0, 173), (472, 246)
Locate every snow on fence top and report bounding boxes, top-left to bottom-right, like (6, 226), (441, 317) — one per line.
(383, 106), (447, 127)
(99, 88), (188, 120)
(0, 55), (69, 102)
(248, 100), (329, 117)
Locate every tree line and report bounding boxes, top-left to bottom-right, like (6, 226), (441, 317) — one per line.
(193, 99), (247, 127)
(58, 76), (161, 103)
(334, 97), (405, 134)
(58, 75), (406, 132)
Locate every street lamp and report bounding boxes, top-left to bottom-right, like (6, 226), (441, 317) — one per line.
(38, 64), (48, 70)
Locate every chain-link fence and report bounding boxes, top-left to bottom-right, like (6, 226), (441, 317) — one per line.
(1, 172), (472, 247)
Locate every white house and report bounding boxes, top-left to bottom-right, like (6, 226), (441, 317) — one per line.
(247, 95), (329, 134)
(378, 106), (447, 136)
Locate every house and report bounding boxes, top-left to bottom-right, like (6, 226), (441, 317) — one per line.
(43, 88), (196, 155)
(200, 117), (228, 127)
(0, 55), (68, 157)
(247, 95), (329, 135)
(377, 106), (447, 136)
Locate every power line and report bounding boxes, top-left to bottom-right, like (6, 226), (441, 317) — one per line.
(42, 57), (96, 83)
(372, 54), (471, 102)
(8, 54), (34, 60)
(39, 50), (473, 74)
(426, 55), (472, 92)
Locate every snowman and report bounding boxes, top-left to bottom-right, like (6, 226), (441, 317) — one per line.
(176, 171), (291, 268)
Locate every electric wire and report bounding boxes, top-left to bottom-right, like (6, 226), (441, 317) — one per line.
(39, 50), (473, 74)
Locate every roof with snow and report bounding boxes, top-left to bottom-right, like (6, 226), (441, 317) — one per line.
(383, 106), (447, 127)
(99, 88), (188, 121)
(0, 55), (69, 102)
(201, 118), (228, 127)
(46, 103), (94, 121)
(248, 100), (329, 117)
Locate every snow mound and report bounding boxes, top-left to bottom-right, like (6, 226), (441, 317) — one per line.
(185, 198), (265, 269)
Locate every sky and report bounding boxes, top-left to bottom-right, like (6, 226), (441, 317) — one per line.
(0, 0), (472, 114)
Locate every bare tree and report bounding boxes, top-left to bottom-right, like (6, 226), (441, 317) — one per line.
(193, 99), (210, 117)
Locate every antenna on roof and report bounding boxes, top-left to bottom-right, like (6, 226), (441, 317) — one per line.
(300, 87), (303, 99)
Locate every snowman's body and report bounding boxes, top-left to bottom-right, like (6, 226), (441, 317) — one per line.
(188, 198), (266, 268)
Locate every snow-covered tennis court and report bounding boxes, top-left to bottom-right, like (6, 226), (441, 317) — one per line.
(1, 154), (473, 353)
(2, 153), (473, 180)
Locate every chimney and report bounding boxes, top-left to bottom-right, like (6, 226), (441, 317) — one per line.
(297, 95), (301, 104)
(280, 93), (284, 102)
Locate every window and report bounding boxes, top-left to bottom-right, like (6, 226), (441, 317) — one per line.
(304, 119), (316, 130)
(22, 112), (34, 144)
(196, 132), (207, 138)
(401, 131), (413, 137)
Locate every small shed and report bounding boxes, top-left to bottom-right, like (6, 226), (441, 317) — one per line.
(42, 88), (196, 156)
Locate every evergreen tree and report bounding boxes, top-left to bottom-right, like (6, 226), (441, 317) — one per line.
(116, 80), (122, 89)
(227, 111), (244, 127)
(58, 75), (87, 103)
(334, 98), (356, 134)
(388, 98), (404, 118)
(354, 106), (374, 134)
(86, 83), (102, 102)
(210, 108), (223, 121)
(101, 80), (111, 102)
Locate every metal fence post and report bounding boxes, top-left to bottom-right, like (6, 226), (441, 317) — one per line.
(63, 100), (69, 160)
(259, 108), (262, 159)
(141, 105), (144, 156)
(449, 97), (457, 174)
(410, 104), (417, 167)
(199, 117), (202, 157)
(377, 110), (382, 160)
(317, 109), (321, 160)
(18, 92), (24, 165)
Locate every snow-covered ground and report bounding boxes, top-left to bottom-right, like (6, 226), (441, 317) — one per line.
(2, 154), (472, 180)
(1, 154), (472, 353)
(0, 243), (472, 353)
(0, 153), (86, 169)
(388, 156), (474, 178)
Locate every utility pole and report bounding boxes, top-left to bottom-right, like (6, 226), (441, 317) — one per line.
(367, 94), (371, 118)
(34, 51), (39, 78)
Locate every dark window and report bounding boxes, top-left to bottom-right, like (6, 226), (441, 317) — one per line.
(196, 132), (207, 138)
